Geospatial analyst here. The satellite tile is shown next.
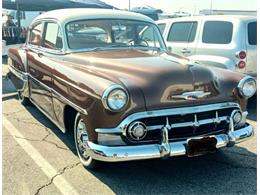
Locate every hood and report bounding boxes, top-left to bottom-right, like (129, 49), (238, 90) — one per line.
(63, 49), (237, 110)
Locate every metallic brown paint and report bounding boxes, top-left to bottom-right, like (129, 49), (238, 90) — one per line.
(8, 47), (247, 142)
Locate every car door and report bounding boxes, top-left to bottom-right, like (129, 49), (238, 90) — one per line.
(27, 21), (62, 119)
(246, 20), (257, 76)
(165, 21), (198, 57)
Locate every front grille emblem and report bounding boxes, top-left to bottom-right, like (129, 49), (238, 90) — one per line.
(171, 91), (211, 100)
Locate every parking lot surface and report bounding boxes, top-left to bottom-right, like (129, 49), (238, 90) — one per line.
(2, 57), (257, 195)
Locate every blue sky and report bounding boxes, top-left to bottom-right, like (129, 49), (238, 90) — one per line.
(102, 0), (257, 14)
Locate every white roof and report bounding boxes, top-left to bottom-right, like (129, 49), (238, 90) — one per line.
(32, 8), (154, 24)
(157, 15), (256, 23)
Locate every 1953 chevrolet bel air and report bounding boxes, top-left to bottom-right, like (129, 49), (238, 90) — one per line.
(8, 8), (256, 169)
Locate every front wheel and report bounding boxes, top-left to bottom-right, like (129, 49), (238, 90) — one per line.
(74, 113), (97, 169)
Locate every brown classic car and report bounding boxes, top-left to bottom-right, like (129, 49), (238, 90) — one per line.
(8, 8), (256, 169)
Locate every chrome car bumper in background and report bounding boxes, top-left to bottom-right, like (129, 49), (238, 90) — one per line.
(86, 123), (253, 162)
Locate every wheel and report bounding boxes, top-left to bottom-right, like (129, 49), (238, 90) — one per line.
(74, 113), (97, 169)
(17, 90), (30, 105)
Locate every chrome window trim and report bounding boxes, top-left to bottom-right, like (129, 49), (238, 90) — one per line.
(28, 19), (67, 54)
(95, 102), (240, 134)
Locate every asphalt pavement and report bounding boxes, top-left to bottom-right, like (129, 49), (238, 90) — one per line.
(2, 57), (257, 195)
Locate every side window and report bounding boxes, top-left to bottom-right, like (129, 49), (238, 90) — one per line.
(139, 26), (160, 47)
(29, 23), (43, 46)
(140, 27), (154, 41)
(202, 21), (233, 44)
(248, 22), (257, 45)
(43, 22), (63, 50)
(157, 23), (166, 34)
(167, 22), (197, 42)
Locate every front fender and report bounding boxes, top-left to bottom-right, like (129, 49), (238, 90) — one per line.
(188, 55), (236, 71)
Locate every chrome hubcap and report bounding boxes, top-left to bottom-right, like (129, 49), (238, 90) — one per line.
(76, 119), (89, 159)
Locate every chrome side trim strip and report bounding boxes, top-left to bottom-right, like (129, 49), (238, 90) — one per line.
(53, 75), (101, 100)
(8, 64), (30, 97)
(29, 75), (88, 115)
(95, 102), (240, 134)
(8, 64), (28, 82)
(30, 98), (66, 133)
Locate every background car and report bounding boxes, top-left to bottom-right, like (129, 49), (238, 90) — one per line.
(157, 15), (257, 78)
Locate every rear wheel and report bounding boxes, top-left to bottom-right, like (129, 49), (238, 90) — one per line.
(17, 90), (30, 105)
(74, 113), (97, 169)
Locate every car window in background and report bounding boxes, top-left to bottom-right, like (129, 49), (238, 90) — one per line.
(202, 21), (233, 44)
(157, 23), (166, 34)
(248, 21), (257, 45)
(167, 22), (197, 42)
(43, 22), (63, 50)
(29, 23), (43, 46)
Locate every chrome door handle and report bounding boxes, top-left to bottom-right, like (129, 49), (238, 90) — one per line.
(181, 48), (191, 54)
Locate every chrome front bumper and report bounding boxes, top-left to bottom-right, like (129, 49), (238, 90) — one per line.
(86, 123), (253, 162)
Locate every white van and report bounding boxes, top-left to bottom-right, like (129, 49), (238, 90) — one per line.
(157, 15), (257, 78)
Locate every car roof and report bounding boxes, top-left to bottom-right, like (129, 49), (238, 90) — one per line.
(157, 15), (256, 23)
(32, 8), (154, 25)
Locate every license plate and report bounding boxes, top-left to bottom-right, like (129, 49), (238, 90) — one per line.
(186, 136), (217, 157)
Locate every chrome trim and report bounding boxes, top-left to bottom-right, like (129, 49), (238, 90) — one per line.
(127, 121), (147, 141)
(8, 64), (28, 82)
(101, 84), (129, 112)
(231, 109), (242, 127)
(95, 102), (240, 134)
(53, 74), (100, 99)
(29, 75), (88, 115)
(146, 115), (228, 131)
(28, 18), (67, 54)
(237, 76), (256, 98)
(30, 98), (66, 133)
(171, 91), (211, 100)
(159, 117), (171, 158)
(8, 64), (30, 98)
(86, 123), (253, 162)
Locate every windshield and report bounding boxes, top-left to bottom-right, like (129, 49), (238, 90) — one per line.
(66, 19), (166, 51)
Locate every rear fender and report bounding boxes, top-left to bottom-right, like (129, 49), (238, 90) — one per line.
(7, 47), (29, 98)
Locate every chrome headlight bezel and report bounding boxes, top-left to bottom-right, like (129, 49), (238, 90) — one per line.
(102, 84), (129, 112)
(237, 76), (256, 98)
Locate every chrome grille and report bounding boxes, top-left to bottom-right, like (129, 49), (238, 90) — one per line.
(127, 107), (236, 143)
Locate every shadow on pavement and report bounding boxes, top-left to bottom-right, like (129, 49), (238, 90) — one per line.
(87, 147), (256, 194)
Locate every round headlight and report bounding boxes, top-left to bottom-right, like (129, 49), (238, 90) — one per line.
(238, 77), (256, 98)
(102, 85), (128, 112)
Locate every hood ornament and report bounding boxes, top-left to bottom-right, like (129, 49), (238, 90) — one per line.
(171, 91), (211, 100)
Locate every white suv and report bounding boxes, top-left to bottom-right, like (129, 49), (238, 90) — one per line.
(157, 15), (257, 78)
